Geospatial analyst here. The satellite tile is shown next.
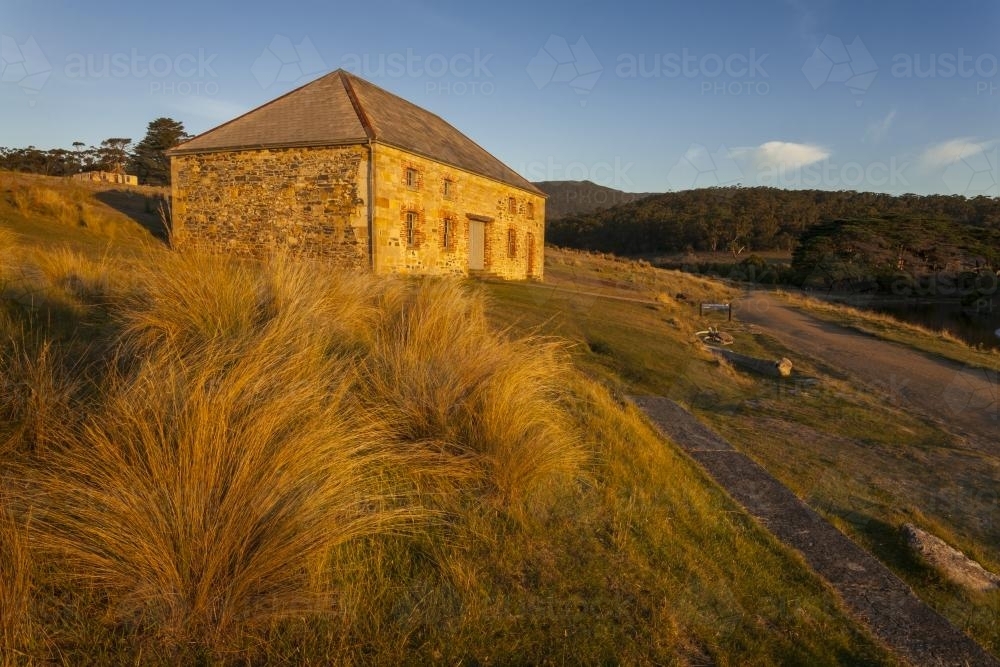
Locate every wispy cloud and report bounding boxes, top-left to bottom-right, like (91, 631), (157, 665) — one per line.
(864, 109), (896, 144)
(920, 138), (997, 167)
(733, 141), (831, 169)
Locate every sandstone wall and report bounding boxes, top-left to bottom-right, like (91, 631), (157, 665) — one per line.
(371, 144), (545, 280)
(170, 145), (369, 267)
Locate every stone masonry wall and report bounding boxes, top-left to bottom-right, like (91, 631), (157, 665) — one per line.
(371, 145), (545, 280)
(170, 146), (369, 267)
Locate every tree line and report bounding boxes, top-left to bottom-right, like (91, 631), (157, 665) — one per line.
(0, 117), (189, 186)
(547, 186), (1000, 256)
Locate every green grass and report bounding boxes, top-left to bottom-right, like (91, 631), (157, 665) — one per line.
(0, 172), (911, 663)
(485, 248), (1000, 657)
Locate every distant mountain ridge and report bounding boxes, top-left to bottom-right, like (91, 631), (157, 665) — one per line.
(533, 180), (658, 220)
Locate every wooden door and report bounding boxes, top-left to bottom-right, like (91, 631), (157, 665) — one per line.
(468, 220), (485, 271)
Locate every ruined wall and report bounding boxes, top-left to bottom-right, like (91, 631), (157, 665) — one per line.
(170, 145), (369, 267)
(371, 145), (545, 280)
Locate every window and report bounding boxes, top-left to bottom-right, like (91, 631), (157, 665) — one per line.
(507, 228), (517, 258)
(405, 211), (418, 247)
(443, 178), (454, 199)
(405, 168), (419, 189)
(442, 217), (454, 250)
(526, 202), (535, 220)
(508, 196), (517, 215)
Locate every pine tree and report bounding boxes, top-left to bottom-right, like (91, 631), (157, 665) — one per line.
(131, 118), (189, 185)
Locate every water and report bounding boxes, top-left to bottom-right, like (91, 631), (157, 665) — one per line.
(866, 297), (1000, 350)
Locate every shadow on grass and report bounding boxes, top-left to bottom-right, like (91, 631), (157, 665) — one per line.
(93, 190), (170, 243)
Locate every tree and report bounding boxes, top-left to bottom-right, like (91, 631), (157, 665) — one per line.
(130, 117), (189, 186)
(99, 138), (132, 174)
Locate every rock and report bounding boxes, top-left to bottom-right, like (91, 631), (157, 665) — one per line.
(901, 523), (1000, 592)
(712, 349), (793, 378)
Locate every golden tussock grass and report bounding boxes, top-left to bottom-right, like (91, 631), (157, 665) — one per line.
(363, 279), (584, 515)
(1, 250), (589, 660)
(0, 491), (34, 665)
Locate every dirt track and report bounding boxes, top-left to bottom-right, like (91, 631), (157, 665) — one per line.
(734, 292), (998, 450)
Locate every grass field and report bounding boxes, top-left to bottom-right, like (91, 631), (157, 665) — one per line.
(2, 171), (986, 663)
(483, 250), (1000, 657)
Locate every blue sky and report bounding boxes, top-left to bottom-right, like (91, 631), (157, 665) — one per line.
(1, 0), (998, 195)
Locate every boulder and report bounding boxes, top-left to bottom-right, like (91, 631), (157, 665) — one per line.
(902, 523), (1000, 592)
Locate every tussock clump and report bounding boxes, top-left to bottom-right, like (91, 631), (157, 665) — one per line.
(2, 249), (589, 659)
(117, 251), (277, 357)
(32, 332), (410, 659)
(0, 336), (76, 456)
(364, 279), (585, 515)
(31, 247), (121, 303)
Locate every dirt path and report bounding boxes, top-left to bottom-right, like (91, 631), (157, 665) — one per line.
(632, 396), (998, 667)
(734, 292), (997, 449)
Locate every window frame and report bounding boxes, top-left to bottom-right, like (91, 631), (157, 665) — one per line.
(442, 217), (454, 250)
(507, 227), (517, 258)
(405, 211), (418, 247)
(405, 167), (420, 190)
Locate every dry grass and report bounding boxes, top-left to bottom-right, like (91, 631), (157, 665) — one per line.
(0, 335), (76, 456)
(363, 279), (584, 516)
(32, 344), (406, 659)
(0, 179), (898, 663)
(0, 492), (34, 665)
(0, 250), (592, 661)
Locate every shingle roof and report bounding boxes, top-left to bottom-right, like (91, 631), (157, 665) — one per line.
(169, 70), (542, 195)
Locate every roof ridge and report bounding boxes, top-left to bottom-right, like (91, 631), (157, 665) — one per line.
(342, 71), (542, 195)
(338, 70), (375, 141)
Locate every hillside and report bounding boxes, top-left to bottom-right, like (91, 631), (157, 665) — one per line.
(3, 173), (1000, 663)
(533, 180), (657, 220)
(547, 186), (1000, 256)
(0, 172), (899, 664)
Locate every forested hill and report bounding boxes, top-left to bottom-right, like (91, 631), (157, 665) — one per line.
(546, 186), (1000, 256)
(534, 180), (657, 220)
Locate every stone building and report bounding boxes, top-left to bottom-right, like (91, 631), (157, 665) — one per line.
(167, 69), (545, 279)
(72, 171), (139, 186)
